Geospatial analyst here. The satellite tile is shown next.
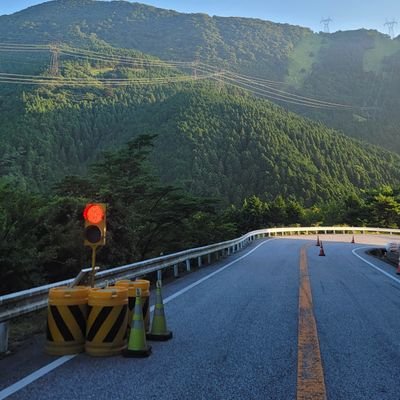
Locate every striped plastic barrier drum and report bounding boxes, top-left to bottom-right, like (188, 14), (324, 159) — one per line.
(45, 286), (89, 355)
(85, 287), (128, 357)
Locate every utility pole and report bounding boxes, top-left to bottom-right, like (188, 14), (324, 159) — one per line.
(384, 19), (397, 39)
(320, 18), (332, 33)
(49, 44), (60, 76)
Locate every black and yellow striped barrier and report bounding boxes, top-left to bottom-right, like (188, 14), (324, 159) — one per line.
(116, 280), (150, 333)
(45, 286), (89, 356)
(85, 287), (128, 357)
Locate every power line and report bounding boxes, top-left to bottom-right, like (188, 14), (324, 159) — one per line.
(0, 72), (220, 86)
(196, 64), (353, 110)
(0, 42), (355, 110)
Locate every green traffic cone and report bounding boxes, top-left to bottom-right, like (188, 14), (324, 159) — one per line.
(147, 281), (173, 341)
(123, 288), (152, 357)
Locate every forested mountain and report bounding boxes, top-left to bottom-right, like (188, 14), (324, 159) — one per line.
(1, 0), (400, 204)
(4, 1), (400, 293)
(1, 0), (400, 153)
(2, 63), (400, 205)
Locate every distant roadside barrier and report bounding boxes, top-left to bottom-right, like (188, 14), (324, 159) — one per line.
(1, 226), (400, 353)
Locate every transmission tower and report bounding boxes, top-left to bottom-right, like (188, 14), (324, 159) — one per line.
(49, 44), (60, 76)
(384, 19), (397, 39)
(320, 18), (332, 33)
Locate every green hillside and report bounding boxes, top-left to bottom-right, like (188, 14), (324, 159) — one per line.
(1, 0), (400, 205)
(2, 0), (400, 154)
(3, 1), (400, 293)
(1, 56), (400, 206)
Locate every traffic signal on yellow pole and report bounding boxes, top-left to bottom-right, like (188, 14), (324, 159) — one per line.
(83, 203), (106, 288)
(83, 203), (106, 247)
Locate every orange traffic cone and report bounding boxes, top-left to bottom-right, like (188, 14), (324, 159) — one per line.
(396, 261), (400, 275)
(147, 281), (173, 341)
(351, 235), (355, 244)
(316, 235), (320, 246)
(319, 242), (326, 257)
(123, 288), (152, 358)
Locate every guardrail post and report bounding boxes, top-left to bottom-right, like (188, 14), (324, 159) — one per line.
(186, 259), (191, 272)
(198, 256), (202, 267)
(0, 322), (9, 354)
(157, 270), (162, 281)
(228, 247), (231, 256)
(174, 264), (179, 278)
(208, 254), (211, 264)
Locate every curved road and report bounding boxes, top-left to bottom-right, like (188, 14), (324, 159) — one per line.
(1, 235), (400, 399)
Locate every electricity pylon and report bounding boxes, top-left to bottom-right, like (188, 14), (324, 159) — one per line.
(49, 44), (60, 76)
(384, 19), (397, 39)
(320, 18), (332, 33)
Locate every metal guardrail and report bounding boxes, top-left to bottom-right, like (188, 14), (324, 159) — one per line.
(0, 232), (254, 324)
(1, 225), (400, 352)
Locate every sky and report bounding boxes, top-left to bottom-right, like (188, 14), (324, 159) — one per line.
(0, 0), (399, 35)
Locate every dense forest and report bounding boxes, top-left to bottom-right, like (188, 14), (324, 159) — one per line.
(2, 134), (400, 295)
(2, 0), (400, 295)
(1, 0), (400, 152)
(2, 67), (400, 204)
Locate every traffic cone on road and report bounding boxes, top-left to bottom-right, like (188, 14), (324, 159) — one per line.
(123, 288), (152, 358)
(319, 242), (326, 257)
(316, 235), (320, 246)
(351, 235), (355, 244)
(396, 261), (400, 275)
(147, 281), (173, 341)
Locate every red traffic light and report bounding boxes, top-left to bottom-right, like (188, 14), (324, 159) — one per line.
(83, 203), (106, 247)
(83, 204), (105, 224)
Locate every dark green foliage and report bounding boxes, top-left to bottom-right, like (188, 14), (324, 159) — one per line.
(228, 195), (305, 234)
(4, 1), (400, 296)
(0, 135), (234, 295)
(0, 181), (44, 293)
(229, 186), (400, 234)
(2, 75), (400, 206)
(0, 0), (309, 80)
(145, 87), (400, 205)
(2, 1), (400, 155)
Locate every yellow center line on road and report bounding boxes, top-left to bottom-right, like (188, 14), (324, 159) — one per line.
(297, 245), (327, 400)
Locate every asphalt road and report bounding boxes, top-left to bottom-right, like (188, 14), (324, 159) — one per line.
(1, 235), (400, 399)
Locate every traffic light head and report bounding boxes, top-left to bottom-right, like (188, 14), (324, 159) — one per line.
(83, 203), (106, 247)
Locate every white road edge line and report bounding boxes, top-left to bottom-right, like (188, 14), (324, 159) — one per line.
(0, 239), (273, 399)
(0, 355), (76, 400)
(352, 247), (400, 285)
